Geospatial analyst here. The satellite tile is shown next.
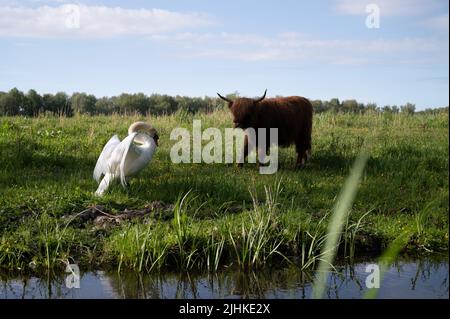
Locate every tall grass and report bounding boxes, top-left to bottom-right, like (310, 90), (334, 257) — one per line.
(172, 191), (205, 270)
(0, 213), (83, 272)
(227, 181), (287, 269)
(106, 222), (169, 272)
(311, 151), (370, 299)
(296, 212), (332, 271)
(343, 209), (373, 260)
(205, 233), (225, 272)
(103, 184), (291, 272)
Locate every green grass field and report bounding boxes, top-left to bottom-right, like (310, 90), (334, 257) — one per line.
(0, 110), (448, 273)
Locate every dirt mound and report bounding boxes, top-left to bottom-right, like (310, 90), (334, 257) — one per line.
(64, 201), (174, 230)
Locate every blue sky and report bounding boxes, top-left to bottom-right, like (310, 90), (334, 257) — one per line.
(0, 0), (448, 109)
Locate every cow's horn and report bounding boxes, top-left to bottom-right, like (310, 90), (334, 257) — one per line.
(217, 93), (233, 103)
(254, 89), (267, 103)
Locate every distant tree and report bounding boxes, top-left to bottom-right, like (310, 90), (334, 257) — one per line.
(342, 99), (359, 113)
(391, 105), (399, 113)
(203, 96), (221, 113)
(328, 98), (341, 113)
(95, 97), (114, 114)
(365, 102), (378, 113)
(0, 88), (24, 115)
(419, 106), (448, 115)
(357, 103), (365, 113)
(43, 92), (71, 116)
(176, 95), (208, 113)
(382, 105), (393, 113)
(148, 94), (178, 115)
(9, 88), (25, 113)
(24, 89), (44, 116)
(0, 91), (12, 115)
(115, 93), (132, 114)
(114, 93), (150, 115)
(162, 94), (178, 114)
(0, 91), (15, 115)
(311, 100), (326, 113)
(132, 93), (151, 115)
(400, 103), (415, 114)
(71, 92), (97, 115)
(1, 87), (442, 117)
(42, 93), (55, 114)
(149, 94), (170, 115)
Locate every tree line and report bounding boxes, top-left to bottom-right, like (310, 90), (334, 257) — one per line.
(0, 88), (447, 117)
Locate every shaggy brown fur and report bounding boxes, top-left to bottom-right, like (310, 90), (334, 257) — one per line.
(218, 90), (313, 167)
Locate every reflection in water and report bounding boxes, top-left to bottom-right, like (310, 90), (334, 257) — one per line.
(0, 258), (448, 299)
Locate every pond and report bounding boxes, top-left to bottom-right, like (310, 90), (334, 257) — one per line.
(0, 257), (448, 299)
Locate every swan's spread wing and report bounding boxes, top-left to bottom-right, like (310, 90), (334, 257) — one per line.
(93, 135), (121, 182)
(116, 132), (138, 186)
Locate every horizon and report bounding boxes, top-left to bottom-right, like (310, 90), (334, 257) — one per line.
(0, 0), (449, 110)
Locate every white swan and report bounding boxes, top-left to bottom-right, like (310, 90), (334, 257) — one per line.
(93, 122), (159, 196)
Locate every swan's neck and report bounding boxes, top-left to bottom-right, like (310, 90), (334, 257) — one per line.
(128, 122), (152, 136)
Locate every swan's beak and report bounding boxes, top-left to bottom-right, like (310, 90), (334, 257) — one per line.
(154, 133), (159, 146)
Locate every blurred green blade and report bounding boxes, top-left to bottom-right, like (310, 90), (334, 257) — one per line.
(312, 151), (370, 299)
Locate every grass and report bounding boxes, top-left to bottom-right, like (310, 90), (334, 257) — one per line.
(0, 110), (448, 273)
(227, 183), (286, 269)
(312, 149), (370, 299)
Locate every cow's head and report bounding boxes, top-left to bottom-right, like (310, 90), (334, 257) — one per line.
(217, 90), (267, 129)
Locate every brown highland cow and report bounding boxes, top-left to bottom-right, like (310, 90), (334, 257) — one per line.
(217, 90), (313, 168)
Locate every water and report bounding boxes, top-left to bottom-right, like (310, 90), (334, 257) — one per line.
(0, 258), (448, 299)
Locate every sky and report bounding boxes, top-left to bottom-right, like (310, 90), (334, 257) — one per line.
(0, 0), (448, 110)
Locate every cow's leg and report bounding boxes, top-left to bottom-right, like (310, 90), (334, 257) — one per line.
(295, 135), (312, 168)
(304, 133), (312, 162)
(295, 142), (306, 168)
(237, 134), (250, 167)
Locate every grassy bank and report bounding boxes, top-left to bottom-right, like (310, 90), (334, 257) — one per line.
(0, 110), (448, 273)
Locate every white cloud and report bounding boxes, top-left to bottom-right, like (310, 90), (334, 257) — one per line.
(150, 32), (448, 65)
(422, 14), (449, 32)
(335, 0), (442, 16)
(0, 4), (214, 38)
